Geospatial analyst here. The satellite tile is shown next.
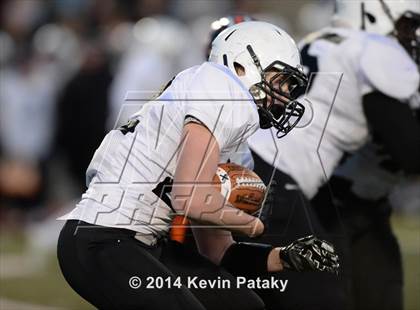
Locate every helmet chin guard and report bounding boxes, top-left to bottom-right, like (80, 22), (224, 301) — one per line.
(246, 45), (307, 138)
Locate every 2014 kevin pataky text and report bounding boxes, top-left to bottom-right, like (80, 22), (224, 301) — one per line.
(144, 276), (289, 291)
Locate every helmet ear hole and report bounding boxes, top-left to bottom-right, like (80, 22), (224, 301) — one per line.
(234, 62), (246, 76)
(365, 12), (377, 24)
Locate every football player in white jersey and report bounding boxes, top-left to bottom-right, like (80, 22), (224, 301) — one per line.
(56, 21), (339, 310)
(311, 2), (420, 310)
(245, 1), (419, 309)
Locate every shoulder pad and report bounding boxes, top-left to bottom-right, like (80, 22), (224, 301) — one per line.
(360, 34), (419, 100)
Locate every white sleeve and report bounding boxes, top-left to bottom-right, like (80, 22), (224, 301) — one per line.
(360, 34), (419, 100)
(184, 100), (233, 150)
(183, 64), (259, 150)
(226, 141), (254, 170)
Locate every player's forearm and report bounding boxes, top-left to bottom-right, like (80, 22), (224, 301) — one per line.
(192, 226), (234, 264)
(172, 122), (264, 236)
(190, 200), (264, 237)
(192, 226), (283, 270)
(172, 186), (264, 237)
(267, 248), (284, 272)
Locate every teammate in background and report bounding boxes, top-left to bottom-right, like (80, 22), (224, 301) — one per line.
(57, 21), (338, 310)
(108, 16), (200, 129)
(243, 1), (419, 309)
(311, 2), (420, 310)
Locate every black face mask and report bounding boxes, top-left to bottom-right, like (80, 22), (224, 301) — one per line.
(395, 11), (420, 66)
(256, 99), (306, 137)
(246, 45), (308, 138)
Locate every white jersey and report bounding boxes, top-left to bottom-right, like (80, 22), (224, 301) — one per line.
(249, 27), (419, 199)
(58, 62), (260, 236)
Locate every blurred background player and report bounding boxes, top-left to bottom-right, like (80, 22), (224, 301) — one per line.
(310, 1), (420, 310)
(245, 1), (419, 309)
(108, 15), (200, 130)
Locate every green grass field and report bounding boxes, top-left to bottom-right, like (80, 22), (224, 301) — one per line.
(392, 215), (420, 310)
(0, 215), (419, 310)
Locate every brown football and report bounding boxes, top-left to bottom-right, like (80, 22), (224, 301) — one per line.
(213, 163), (266, 214)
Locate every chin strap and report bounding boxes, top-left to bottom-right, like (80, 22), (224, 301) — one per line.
(246, 44), (265, 77)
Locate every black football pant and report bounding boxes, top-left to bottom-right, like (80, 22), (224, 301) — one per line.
(57, 220), (265, 310)
(236, 152), (349, 310)
(312, 176), (403, 310)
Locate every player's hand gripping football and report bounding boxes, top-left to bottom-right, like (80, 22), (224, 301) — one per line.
(279, 235), (339, 275)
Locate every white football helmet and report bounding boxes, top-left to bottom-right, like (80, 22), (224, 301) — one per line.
(333, 0), (419, 34)
(334, 0), (420, 64)
(209, 21), (308, 137)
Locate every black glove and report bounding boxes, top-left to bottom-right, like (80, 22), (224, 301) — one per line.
(279, 235), (339, 275)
